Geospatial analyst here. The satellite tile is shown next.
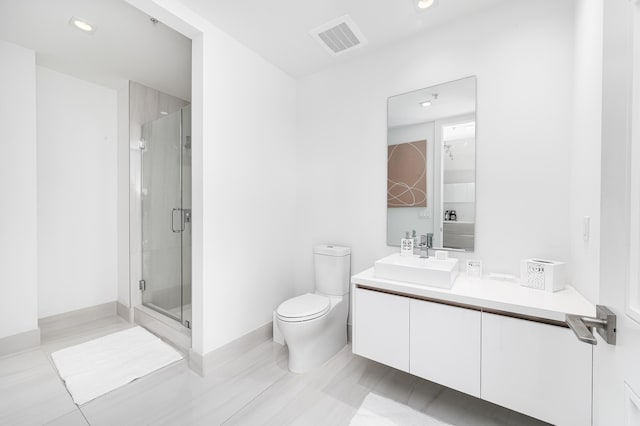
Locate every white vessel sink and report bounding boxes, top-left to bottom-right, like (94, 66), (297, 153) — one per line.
(374, 253), (459, 289)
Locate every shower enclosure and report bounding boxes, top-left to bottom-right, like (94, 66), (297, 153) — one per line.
(140, 105), (191, 328)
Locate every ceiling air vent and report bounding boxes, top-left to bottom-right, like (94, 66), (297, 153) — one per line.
(310, 15), (368, 56)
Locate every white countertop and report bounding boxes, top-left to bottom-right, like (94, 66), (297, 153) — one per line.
(351, 268), (595, 323)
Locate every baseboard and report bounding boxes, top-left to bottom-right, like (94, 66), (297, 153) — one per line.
(39, 301), (118, 341)
(188, 350), (205, 376)
(116, 302), (133, 323)
(0, 328), (40, 357)
(189, 322), (273, 376)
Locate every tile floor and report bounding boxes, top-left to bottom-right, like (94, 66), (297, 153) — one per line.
(0, 315), (549, 425)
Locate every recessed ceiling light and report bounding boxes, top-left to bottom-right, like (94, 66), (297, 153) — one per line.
(160, 111), (169, 115)
(69, 17), (96, 34)
(417, 0), (436, 10)
(420, 100), (432, 107)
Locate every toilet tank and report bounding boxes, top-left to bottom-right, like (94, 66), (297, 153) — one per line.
(314, 245), (351, 296)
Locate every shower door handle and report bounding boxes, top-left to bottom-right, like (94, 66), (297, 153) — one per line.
(171, 208), (184, 233)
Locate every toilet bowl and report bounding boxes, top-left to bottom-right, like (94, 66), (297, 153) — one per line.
(276, 245), (351, 373)
(276, 293), (348, 373)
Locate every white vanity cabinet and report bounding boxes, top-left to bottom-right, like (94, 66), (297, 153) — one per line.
(354, 288), (482, 397)
(481, 312), (592, 426)
(351, 269), (596, 426)
(353, 288), (410, 372)
(410, 299), (481, 397)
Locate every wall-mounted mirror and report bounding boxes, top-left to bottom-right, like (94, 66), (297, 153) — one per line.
(387, 76), (476, 251)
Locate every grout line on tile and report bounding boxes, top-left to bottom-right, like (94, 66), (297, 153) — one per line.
(39, 346), (77, 407)
(219, 370), (293, 425)
(78, 407), (91, 425)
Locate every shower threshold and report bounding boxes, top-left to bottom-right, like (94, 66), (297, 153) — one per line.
(134, 305), (191, 352)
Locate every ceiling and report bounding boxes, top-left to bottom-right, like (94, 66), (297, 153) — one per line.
(0, 0), (192, 101)
(180, 0), (510, 78)
(0, 0), (508, 96)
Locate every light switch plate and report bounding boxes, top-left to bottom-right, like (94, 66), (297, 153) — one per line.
(583, 216), (590, 242)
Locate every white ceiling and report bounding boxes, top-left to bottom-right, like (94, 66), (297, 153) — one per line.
(0, 0), (192, 101)
(180, 0), (509, 78)
(388, 76), (476, 128)
(0, 0), (508, 97)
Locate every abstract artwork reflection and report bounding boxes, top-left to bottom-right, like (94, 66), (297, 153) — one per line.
(387, 140), (427, 207)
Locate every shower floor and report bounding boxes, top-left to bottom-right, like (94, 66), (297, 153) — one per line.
(142, 302), (192, 327)
(167, 304), (192, 324)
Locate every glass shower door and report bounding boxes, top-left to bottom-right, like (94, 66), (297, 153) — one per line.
(141, 108), (190, 325)
(180, 106), (192, 327)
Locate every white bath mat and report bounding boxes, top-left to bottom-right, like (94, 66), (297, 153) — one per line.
(350, 393), (452, 426)
(51, 326), (183, 405)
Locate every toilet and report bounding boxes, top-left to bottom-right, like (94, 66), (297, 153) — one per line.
(276, 244), (351, 373)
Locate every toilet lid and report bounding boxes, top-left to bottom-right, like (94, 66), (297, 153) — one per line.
(277, 293), (330, 322)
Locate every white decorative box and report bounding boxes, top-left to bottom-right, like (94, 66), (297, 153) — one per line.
(520, 259), (566, 292)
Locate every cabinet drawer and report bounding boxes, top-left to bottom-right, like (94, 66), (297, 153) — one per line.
(353, 288), (409, 372)
(410, 299), (481, 397)
(481, 312), (592, 426)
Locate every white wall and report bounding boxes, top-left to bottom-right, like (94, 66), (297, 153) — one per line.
(0, 41), (38, 339)
(569, 0), (603, 305)
(198, 29), (297, 354)
(36, 66), (118, 318)
(296, 0), (575, 291)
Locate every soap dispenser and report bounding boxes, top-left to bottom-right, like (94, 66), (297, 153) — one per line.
(411, 229), (419, 248)
(401, 231), (414, 256)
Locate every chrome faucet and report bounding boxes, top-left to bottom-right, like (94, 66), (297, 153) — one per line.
(419, 234), (428, 258)
(418, 233), (434, 258)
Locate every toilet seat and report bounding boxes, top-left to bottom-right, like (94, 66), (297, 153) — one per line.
(276, 293), (330, 322)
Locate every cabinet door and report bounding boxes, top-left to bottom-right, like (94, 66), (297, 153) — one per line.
(481, 313), (592, 426)
(353, 288), (409, 372)
(410, 299), (481, 397)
